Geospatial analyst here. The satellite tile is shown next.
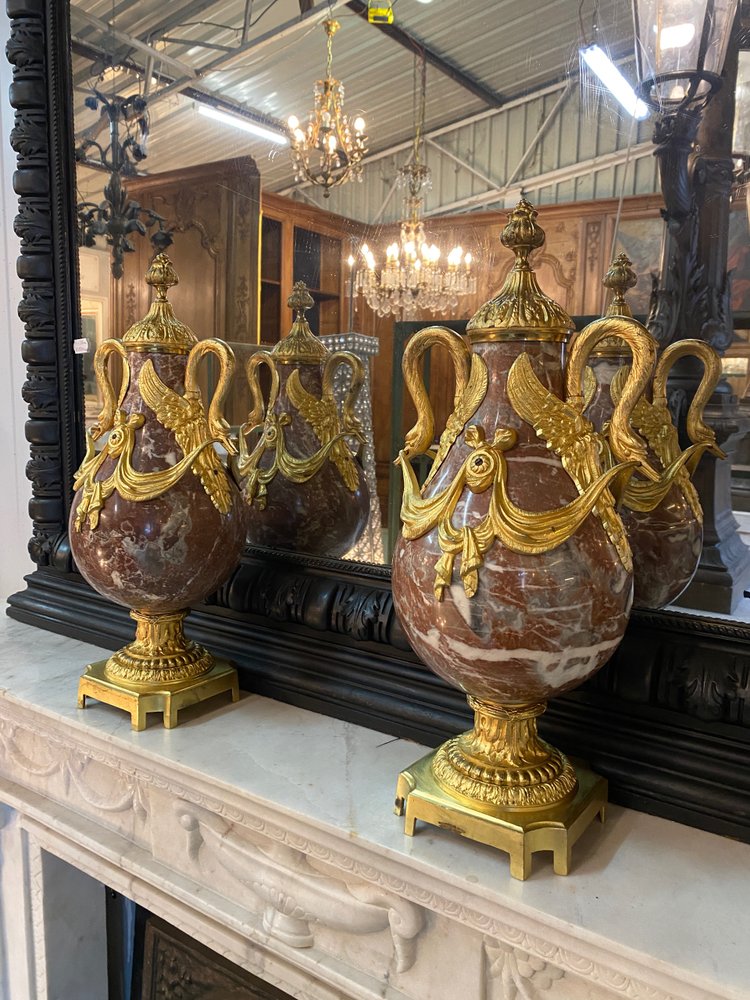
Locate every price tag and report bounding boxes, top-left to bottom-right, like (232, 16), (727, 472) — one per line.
(73, 338), (89, 354)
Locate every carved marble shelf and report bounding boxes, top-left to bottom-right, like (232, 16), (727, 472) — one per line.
(0, 613), (747, 1000)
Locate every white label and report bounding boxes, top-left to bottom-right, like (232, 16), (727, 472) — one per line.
(73, 338), (89, 354)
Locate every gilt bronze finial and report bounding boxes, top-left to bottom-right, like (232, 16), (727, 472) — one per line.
(466, 198), (573, 342)
(500, 198), (546, 267)
(604, 253), (637, 318)
(146, 253), (179, 302)
(274, 281), (328, 364)
(288, 281), (315, 318)
(122, 254), (197, 354)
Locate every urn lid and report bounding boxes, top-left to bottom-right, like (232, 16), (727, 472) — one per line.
(121, 255), (198, 354)
(466, 199), (574, 343)
(272, 282), (330, 365)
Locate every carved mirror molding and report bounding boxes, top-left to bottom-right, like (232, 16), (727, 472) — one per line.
(5, 0), (750, 842)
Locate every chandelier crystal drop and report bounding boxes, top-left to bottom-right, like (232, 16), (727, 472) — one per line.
(287, 18), (367, 197)
(354, 56), (476, 318)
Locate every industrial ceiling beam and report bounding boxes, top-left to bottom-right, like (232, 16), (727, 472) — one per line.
(69, 7), (199, 80)
(502, 85), (570, 189)
(424, 137), (502, 191)
(345, 0), (504, 108)
(150, 0), (349, 106)
(423, 141), (654, 216)
(70, 37), (285, 143)
(275, 77), (571, 196)
(126, 0), (228, 50)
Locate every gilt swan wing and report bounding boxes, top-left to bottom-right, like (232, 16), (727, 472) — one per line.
(506, 353), (600, 490)
(139, 359), (232, 513)
(507, 352), (631, 569)
(286, 368), (360, 490)
(286, 369), (338, 441)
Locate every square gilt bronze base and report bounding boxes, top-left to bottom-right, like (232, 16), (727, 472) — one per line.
(395, 750), (607, 880)
(77, 657), (239, 731)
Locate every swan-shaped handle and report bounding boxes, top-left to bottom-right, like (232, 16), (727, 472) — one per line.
(184, 338), (238, 455)
(243, 351), (279, 431)
(566, 317), (659, 479)
(90, 338), (129, 440)
(652, 339), (724, 461)
(233, 350), (280, 483)
(401, 326), (474, 459)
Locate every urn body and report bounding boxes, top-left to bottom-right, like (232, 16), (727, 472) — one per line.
(587, 354), (701, 609)
(237, 282), (369, 559)
(70, 348), (246, 612)
(392, 339), (633, 705)
(241, 360), (369, 558)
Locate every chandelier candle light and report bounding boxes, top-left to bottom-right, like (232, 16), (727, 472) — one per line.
(287, 18), (367, 196)
(353, 56), (476, 318)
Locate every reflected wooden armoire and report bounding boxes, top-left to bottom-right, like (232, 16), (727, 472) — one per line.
(114, 155), (261, 344)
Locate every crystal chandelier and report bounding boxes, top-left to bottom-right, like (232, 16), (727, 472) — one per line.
(287, 18), (367, 197)
(353, 57), (475, 318)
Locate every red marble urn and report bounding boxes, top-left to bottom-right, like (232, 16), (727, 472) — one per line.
(235, 282), (369, 559)
(70, 255), (246, 730)
(391, 200), (658, 875)
(583, 253), (724, 610)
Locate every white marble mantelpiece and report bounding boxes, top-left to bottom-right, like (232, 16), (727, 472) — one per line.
(0, 614), (748, 1000)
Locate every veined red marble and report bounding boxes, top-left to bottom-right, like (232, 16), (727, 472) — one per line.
(70, 350), (246, 613)
(241, 362), (369, 559)
(392, 339), (633, 706)
(587, 354), (701, 610)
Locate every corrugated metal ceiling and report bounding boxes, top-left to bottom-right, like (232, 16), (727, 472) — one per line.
(71, 0), (640, 199)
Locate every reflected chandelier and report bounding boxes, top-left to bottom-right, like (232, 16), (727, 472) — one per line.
(354, 57), (475, 318)
(287, 18), (367, 197)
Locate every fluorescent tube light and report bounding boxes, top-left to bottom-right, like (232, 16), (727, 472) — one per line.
(581, 44), (650, 120)
(198, 104), (288, 144)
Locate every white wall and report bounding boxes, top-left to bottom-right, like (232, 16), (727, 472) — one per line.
(0, 10), (33, 602)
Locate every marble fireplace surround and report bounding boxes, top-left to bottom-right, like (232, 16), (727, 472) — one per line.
(0, 615), (747, 1000)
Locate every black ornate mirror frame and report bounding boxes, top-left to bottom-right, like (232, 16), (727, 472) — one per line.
(6, 0), (750, 842)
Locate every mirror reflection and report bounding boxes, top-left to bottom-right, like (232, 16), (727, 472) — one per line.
(70, 0), (750, 619)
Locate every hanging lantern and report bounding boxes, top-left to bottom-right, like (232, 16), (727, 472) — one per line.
(632, 0), (739, 111)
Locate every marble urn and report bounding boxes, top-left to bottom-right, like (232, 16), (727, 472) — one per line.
(235, 282), (369, 558)
(70, 255), (246, 730)
(391, 200), (658, 879)
(583, 253), (724, 610)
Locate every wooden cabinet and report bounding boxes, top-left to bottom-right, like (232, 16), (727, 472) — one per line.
(260, 216), (282, 344)
(292, 226), (342, 336)
(259, 192), (363, 342)
(115, 156), (261, 345)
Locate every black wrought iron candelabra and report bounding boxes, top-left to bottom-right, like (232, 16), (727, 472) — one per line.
(76, 89), (172, 279)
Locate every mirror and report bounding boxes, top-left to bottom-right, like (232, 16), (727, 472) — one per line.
(69, 0), (750, 615)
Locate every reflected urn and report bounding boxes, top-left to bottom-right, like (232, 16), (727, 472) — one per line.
(235, 282), (369, 558)
(391, 200), (658, 878)
(583, 253), (724, 610)
(70, 254), (246, 730)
